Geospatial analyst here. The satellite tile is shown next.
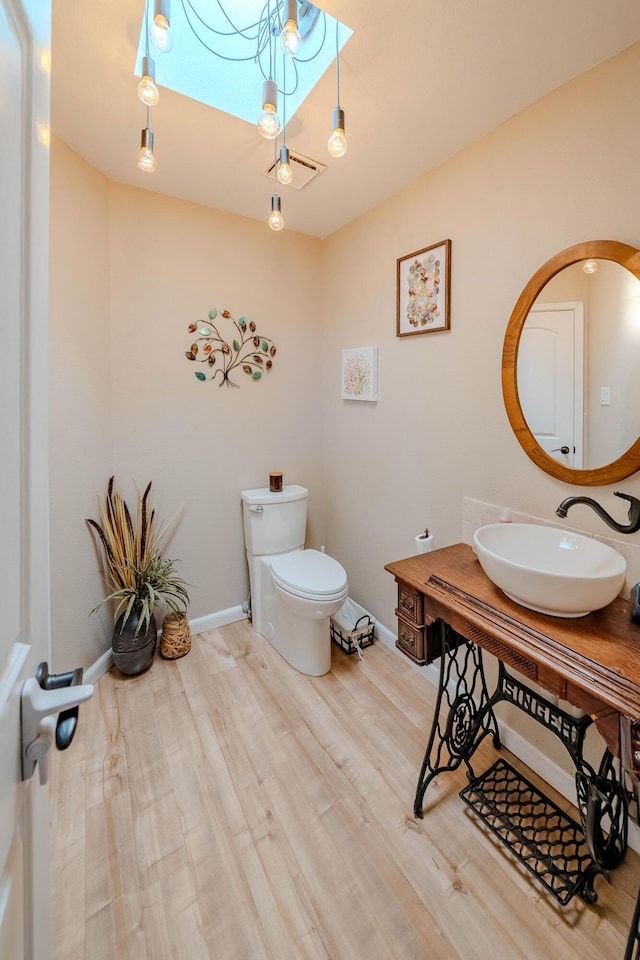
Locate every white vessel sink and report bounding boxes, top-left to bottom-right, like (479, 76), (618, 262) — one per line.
(473, 523), (626, 618)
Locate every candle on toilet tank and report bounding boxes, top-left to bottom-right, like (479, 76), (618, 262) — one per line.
(269, 472), (283, 493)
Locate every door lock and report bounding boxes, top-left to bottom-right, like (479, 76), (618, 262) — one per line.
(25, 716), (57, 786)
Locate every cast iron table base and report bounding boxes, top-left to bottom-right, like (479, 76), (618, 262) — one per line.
(414, 620), (629, 905)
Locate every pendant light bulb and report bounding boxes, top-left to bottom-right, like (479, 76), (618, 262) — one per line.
(137, 56), (159, 107)
(257, 107), (281, 139)
(328, 107), (347, 158)
(268, 194), (285, 231)
(137, 128), (157, 173)
(583, 259), (598, 274)
(150, 0), (173, 53)
(257, 79), (281, 139)
(281, 1), (301, 56)
(281, 23), (302, 55)
(277, 146), (293, 185)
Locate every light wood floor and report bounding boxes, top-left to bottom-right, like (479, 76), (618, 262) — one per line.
(50, 622), (640, 959)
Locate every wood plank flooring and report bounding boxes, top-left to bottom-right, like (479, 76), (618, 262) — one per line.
(50, 621), (640, 959)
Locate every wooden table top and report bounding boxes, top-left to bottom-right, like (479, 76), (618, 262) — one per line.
(386, 543), (640, 720)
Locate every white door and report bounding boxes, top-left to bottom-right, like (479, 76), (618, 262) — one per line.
(517, 301), (584, 469)
(0, 1), (52, 957)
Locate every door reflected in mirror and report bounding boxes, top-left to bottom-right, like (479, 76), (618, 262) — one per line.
(518, 259), (640, 471)
(502, 240), (640, 486)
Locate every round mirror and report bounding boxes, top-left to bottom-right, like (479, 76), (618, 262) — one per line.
(502, 240), (640, 485)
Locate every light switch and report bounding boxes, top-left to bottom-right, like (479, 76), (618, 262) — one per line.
(600, 386), (610, 406)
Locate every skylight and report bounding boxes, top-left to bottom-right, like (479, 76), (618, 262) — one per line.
(135, 1), (352, 127)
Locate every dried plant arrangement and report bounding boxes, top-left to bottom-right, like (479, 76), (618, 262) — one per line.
(86, 477), (189, 635)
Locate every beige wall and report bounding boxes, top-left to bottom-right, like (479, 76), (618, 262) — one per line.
(49, 36), (640, 770)
(49, 149), (323, 670)
(321, 42), (640, 636)
(106, 184), (324, 625)
(49, 138), (114, 670)
(318, 43), (640, 780)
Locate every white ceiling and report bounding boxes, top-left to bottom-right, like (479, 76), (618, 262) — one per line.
(51, 1), (640, 239)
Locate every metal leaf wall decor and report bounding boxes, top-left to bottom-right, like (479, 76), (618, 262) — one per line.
(184, 308), (276, 389)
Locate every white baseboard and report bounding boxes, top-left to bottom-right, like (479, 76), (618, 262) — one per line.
(83, 605), (249, 683)
(83, 647), (114, 684)
(375, 621), (640, 854)
(375, 620), (441, 686)
(187, 605), (248, 634)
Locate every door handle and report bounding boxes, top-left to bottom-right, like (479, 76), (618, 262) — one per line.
(36, 662), (83, 750)
(21, 672), (93, 782)
(551, 446), (570, 455)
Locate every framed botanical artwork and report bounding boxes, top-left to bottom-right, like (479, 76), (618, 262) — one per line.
(341, 346), (378, 402)
(396, 239), (451, 337)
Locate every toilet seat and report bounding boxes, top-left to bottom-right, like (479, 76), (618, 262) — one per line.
(271, 549), (348, 602)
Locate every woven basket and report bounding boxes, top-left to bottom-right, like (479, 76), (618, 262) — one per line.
(160, 611), (192, 660)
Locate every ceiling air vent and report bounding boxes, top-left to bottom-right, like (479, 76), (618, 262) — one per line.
(263, 151), (326, 190)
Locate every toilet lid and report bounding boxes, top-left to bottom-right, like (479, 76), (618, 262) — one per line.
(271, 549), (348, 600)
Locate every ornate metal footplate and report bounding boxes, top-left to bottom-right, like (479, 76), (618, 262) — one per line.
(414, 626), (629, 904)
(460, 758), (599, 905)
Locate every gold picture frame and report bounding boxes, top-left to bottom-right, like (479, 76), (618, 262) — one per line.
(396, 239), (451, 337)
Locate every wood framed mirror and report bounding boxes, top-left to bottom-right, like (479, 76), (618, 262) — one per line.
(502, 240), (640, 485)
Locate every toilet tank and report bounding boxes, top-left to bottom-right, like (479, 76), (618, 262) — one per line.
(241, 484), (308, 556)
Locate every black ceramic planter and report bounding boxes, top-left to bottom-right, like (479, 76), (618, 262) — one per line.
(112, 610), (157, 676)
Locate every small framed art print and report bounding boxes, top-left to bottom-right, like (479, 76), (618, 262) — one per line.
(341, 346), (378, 401)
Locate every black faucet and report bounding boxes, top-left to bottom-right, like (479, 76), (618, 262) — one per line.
(555, 491), (640, 534)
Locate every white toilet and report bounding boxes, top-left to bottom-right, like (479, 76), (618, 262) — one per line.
(241, 484), (348, 676)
